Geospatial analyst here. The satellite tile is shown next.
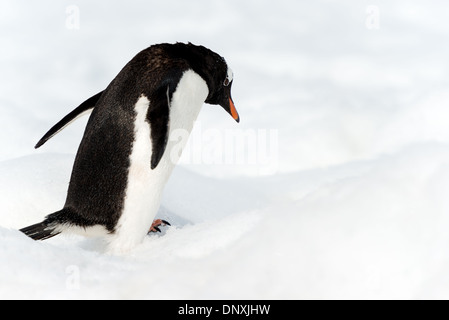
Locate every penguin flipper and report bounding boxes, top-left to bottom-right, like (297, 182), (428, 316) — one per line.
(35, 90), (104, 149)
(147, 85), (172, 169)
(20, 221), (60, 240)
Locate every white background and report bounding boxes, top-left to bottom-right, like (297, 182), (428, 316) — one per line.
(1, 0), (449, 299)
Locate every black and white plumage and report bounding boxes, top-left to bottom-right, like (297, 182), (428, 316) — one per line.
(20, 42), (239, 253)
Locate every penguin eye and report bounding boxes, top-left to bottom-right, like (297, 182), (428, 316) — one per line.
(223, 67), (233, 87)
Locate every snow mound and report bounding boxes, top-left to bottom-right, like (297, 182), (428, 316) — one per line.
(1, 144), (449, 299)
(2, 0), (449, 299)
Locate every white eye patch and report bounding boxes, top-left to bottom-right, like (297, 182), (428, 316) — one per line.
(224, 67), (233, 86)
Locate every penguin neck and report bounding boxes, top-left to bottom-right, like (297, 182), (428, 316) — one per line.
(160, 69), (209, 172)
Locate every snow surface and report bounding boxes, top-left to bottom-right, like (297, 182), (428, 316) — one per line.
(1, 0), (449, 299)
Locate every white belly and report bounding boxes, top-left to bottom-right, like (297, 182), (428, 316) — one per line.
(108, 70), (209, 254)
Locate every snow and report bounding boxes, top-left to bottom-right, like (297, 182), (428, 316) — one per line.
(1, 0), (449, 299)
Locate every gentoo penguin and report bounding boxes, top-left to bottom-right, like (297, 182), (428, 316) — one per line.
(20, 42), (239, 253)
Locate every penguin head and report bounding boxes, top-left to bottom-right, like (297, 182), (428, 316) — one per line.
(205, 64), (239, 123)
(182, 43), (240, 123)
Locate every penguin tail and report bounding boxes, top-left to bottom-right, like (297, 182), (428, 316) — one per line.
(20, 221), (61, 241)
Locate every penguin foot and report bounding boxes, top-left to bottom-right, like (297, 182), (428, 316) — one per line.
(148, 219), (171, 233)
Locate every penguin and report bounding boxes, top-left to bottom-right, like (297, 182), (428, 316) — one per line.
(20, 42), (239, 253)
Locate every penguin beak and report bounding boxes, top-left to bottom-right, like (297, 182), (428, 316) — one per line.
(215, 80), (239, 123)
(220, 87), (239, 123)
(228, 96), (240, 123)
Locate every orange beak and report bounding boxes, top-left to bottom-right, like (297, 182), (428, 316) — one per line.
(229, 97), (240, 122)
